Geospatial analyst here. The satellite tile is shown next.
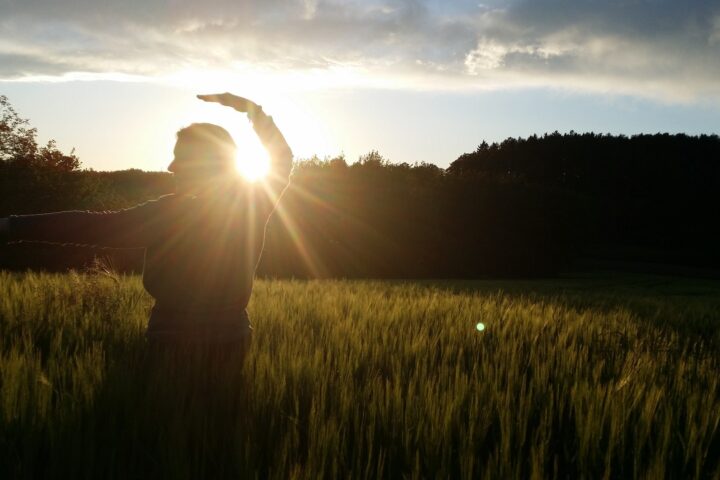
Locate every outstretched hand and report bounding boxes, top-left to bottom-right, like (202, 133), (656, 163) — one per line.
(197, 93), (262, 116)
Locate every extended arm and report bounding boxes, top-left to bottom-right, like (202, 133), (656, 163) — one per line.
(0, 197), (167, 248)
(197, 93), (293, 210)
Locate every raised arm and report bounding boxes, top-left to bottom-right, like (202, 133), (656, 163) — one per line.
(197, 93), (293, 211)
(0, 197), (169, 249)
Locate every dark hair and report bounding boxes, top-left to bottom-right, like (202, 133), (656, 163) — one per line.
(172, 123), (237, 172)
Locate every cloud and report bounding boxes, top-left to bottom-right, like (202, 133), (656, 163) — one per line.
(0, 52), (76, 78)
(464, 0), (720, 100)
(1, 0), (720, 101)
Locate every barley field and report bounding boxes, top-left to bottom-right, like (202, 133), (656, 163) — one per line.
(0, 270), (719, 479)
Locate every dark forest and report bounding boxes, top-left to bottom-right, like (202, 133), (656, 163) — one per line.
(2, 96), (719, 277)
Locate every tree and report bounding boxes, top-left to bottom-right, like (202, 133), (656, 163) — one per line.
(0, 96), (84, 215)
(0, 95), (80, 171)
(356, 150), (387, 167)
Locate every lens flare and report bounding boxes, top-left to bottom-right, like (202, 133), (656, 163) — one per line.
(236, 151), (270, 181)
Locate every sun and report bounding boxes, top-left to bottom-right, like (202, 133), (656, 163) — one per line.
(236, 149), (270, 181)
(170, 82), (337, 181)
(234, 128), (271, 181)
(172, 94), (272, 182)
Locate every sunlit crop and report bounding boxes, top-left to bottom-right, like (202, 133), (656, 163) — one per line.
(0, 272), (718, 478)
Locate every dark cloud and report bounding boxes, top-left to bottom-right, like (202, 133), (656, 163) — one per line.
(509, 0), (718, 38)
(463, 0), (720, 99)
(1, 0), (719, 100)
(0, 53), (78, 78)
(0, 0), (482, 73)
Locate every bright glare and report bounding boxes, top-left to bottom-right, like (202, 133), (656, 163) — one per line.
(236, 149), (270, 181)
(172, 98), (272, 181)
(167, 73), (340, 179)
(476, 323), (486, 332)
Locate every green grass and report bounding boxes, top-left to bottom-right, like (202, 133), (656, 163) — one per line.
(1, 271), (719, 479)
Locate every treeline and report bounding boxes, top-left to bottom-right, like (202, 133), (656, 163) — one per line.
(0, 153), (582, 277)
(260, 153), (583, 277)
(264, 134), (720, 276)
(1, 95), (719, 277)
(450, 132), (720, 254)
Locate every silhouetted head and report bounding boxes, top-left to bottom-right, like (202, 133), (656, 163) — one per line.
(169, 123), (237, 195)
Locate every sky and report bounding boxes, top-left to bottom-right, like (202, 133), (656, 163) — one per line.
(1, 0), (720, 171)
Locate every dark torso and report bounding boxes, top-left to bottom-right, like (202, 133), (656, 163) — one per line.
(143, 188), (271, 338)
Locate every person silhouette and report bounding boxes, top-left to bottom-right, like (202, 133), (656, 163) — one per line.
(0, 93), (293, 358)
